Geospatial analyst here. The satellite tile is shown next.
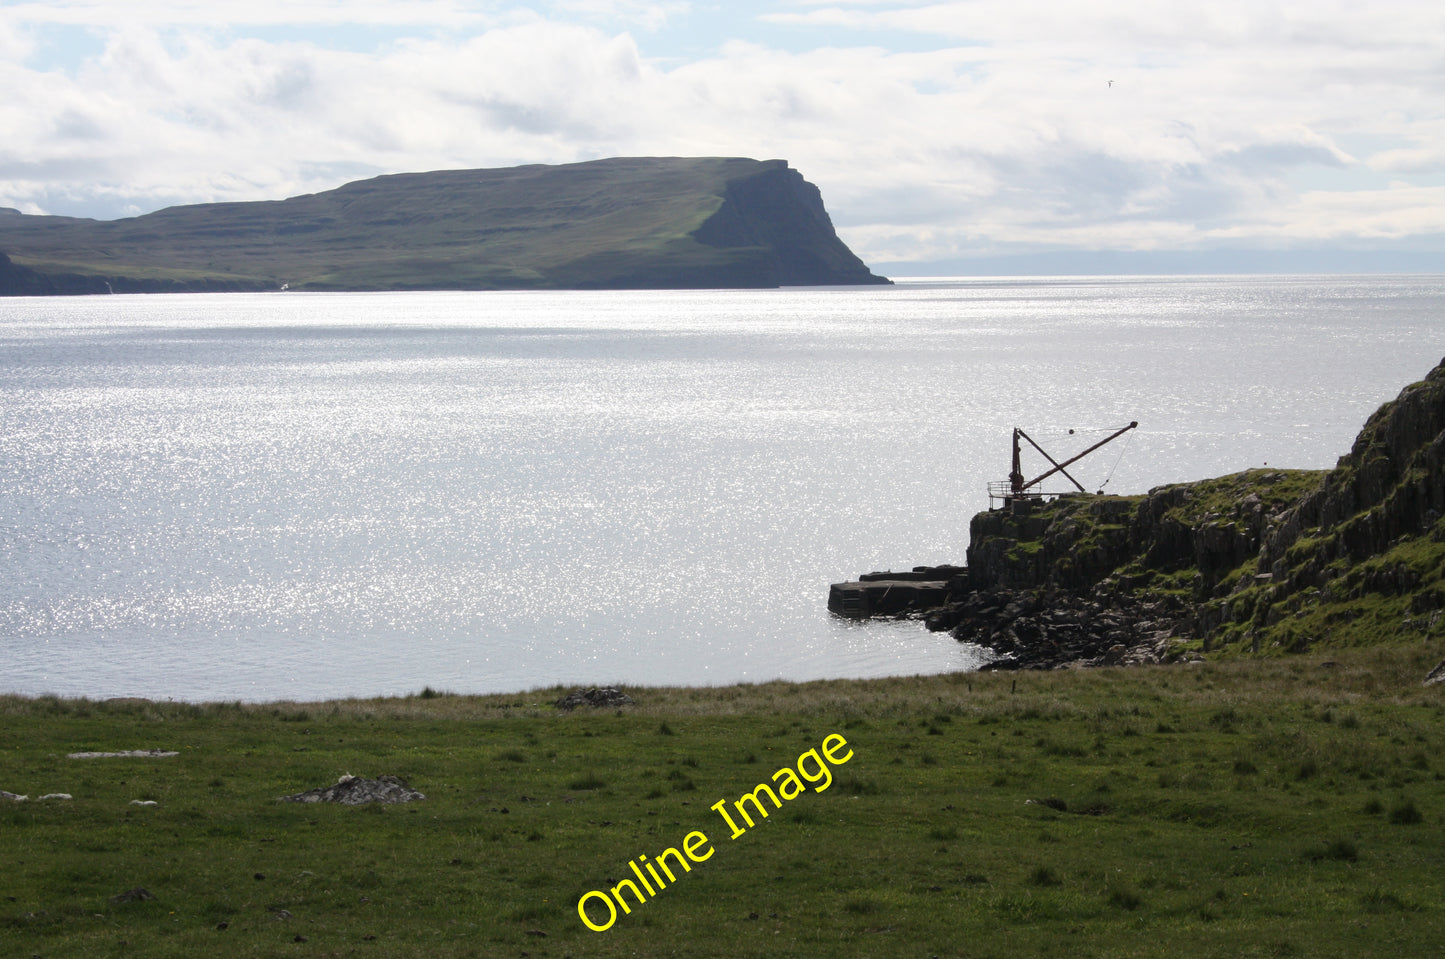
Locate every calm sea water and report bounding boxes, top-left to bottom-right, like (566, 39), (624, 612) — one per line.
(2, 276), (1442, 702)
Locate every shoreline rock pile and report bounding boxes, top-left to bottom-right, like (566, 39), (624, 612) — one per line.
(280, 774), (425, 805)
(555, 687), (636, 710)
(930, 587), (1190, 670)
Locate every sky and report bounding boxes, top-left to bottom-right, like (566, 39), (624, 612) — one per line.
(2, 1), (1444, 273)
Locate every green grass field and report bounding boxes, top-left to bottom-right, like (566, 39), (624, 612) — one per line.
(4, 642), (1444, 958)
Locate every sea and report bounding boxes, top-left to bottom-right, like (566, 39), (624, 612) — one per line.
(2, 275), (1442, 703)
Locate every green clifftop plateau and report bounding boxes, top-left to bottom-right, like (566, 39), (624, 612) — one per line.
(0, 157), (889, 294)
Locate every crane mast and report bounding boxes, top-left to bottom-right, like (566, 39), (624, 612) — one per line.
(990, 421), (1138, 509)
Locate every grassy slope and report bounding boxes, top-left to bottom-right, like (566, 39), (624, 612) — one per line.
(1209, 522), (1445, 656)
(4, 644), (1445, 958)
(1211, 365), (1445, 656)
(0, 158), (841, 291)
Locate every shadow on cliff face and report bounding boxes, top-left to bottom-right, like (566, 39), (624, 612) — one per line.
(692, 162), (890, 286)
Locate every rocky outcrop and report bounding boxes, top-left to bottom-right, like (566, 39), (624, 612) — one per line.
(920, 473), (1317, 667)
(1243, 360), (1445, 632)
(848, 357), (1445, 669)
(1177, 362), (1445, 656)
(555, 687), (636, 710)
(280, 774), (425, 804)
(933, 588), (1188, 670)
(844, 470), (1323, 669)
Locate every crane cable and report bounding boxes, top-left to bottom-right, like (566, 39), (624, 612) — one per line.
(1097, 427), (1135, 492)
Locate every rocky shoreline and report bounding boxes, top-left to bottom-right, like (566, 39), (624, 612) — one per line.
(928, 584), (1193, 671)
(834, 357), (1445, 670)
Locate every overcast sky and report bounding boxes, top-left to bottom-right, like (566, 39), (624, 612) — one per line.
(3, 1), (1444, 272)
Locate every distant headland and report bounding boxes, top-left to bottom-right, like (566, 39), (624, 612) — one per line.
(0, 157), (890, 295)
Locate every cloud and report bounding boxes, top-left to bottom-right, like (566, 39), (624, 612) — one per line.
(1369, 134), (1445, 176)
(0, 21), (657, 212)
(1, 0), (683, 31)
(1219, 184), (1445, 242)
(0, 14), (33, 61)
(2, 0), (499, 29)
(0, 1), (1442, 263)
(551, 0), (686, 32)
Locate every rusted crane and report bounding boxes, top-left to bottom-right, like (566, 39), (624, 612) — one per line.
(989, 421), (1137, 509)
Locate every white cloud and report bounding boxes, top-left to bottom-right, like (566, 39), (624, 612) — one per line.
(1369, 126), (1445, 176)
(0, 0), (1442, 263)
(0, 14), (32, 60)
(551, 0), (686, 32)
(1, 0), (499, 28)
(0, 0), (684, 30)
(1217, 184), (1445, 241)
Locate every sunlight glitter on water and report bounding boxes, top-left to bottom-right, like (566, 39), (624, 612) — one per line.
(2, 277), (1442, 700)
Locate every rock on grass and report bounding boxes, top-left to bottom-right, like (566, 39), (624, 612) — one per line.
(280, 774), (425, 805)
